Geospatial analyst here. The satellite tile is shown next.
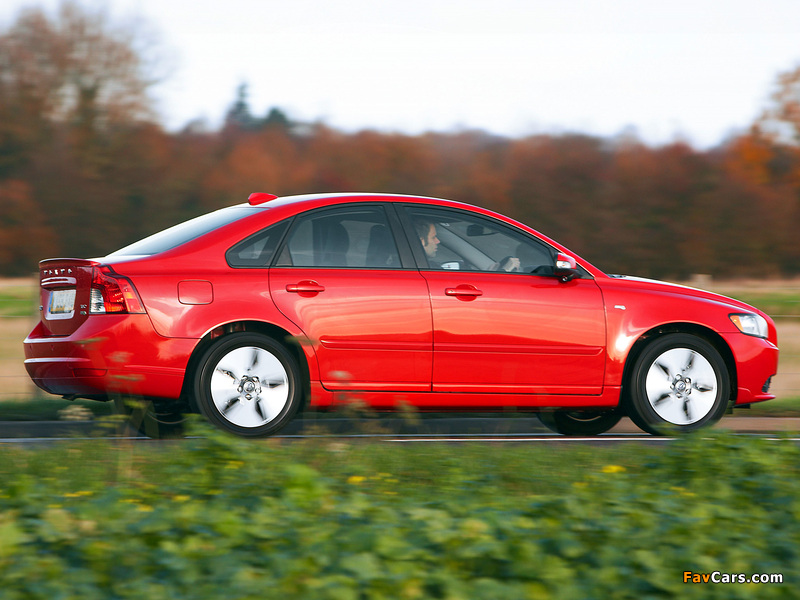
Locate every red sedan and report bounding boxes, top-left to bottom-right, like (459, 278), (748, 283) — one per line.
(23, 193), (779, 437)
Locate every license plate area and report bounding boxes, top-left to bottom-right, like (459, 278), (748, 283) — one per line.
(46, 289), (77, 320)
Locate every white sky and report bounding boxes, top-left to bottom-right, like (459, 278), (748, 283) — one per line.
(3, 0), (800, 147)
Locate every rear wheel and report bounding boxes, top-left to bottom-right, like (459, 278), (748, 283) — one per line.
(193, 332), (302, 437)
(537, 410), (621, 435)
(626, 333), (730, 435)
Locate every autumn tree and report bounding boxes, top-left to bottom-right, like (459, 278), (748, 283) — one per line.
(0, 1), (167, 266)
(0, 180), (57, 275)
(0, 4), (798, 280)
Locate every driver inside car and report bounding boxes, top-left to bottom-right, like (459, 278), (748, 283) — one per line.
(414, 218), (520, 272)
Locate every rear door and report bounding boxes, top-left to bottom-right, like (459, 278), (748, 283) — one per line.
(269, 204), (433, 391)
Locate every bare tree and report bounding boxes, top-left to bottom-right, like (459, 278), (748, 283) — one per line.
(0, 1), (163, 133)
(757, 63), (800, 145)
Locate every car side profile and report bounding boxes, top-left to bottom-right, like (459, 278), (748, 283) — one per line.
(24, 192), (779, 437)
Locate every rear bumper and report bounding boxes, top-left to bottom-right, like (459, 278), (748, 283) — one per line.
(23, 315), (197, 400)
(722, 331), (779, 405)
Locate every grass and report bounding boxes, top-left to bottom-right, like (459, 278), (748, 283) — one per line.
(0, 418), (632, 497)
(0, 279), (38, 318)
(1, 420), (792, 510)
(0, 397), (115, 421)
(744, 395), (800, 415)
(701, 279), (800, 317)
(729, 292), (800, 317)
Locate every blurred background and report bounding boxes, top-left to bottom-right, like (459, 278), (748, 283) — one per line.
(1, 1), (799, 405)
(1, 0), (800, 278)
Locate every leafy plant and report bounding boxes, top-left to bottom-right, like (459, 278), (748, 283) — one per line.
(0, 430), (797, 598)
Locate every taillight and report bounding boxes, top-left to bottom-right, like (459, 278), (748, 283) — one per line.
(90, 266), (145, 314)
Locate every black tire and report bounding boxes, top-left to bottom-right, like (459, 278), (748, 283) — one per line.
(626, 333), (730, 435)
(113, 396), (187, 439)
(537, 410), (622, 435)
(193, 332), (302, 437)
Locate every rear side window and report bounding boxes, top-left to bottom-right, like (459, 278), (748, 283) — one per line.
(276, 206), (401, 269)
(109, 206), (263, 257)
(226, 220), (291, 267)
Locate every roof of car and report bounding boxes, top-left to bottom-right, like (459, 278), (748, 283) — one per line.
(242, 192), (453, 207)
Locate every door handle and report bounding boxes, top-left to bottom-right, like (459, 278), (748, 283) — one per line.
(445, 285), (483, 298)
(286, 281), (325, 294)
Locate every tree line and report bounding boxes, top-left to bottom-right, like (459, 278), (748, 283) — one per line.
(1, 3), (800, 279)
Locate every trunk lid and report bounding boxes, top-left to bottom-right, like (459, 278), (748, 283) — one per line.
(38, 258), (99, 336)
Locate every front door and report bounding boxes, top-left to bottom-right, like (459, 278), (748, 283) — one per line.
(401, 205), (606, 395)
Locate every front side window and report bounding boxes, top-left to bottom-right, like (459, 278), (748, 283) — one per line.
(403, 206), (555, 274)
(276, 206), (401, 269)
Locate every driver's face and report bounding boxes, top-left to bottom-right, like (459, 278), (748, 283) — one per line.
(421, 224), (440, 258)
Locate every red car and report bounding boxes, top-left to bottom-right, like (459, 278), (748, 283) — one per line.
(24, 192), (779, 437)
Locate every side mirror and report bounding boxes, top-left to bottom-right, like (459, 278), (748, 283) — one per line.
(554, 253), (579, 283)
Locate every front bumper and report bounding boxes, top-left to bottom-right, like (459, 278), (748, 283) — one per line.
(722, 331), (779, 405)
(23, 315), (197, 400)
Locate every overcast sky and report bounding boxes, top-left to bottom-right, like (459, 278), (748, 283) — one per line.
(3, 0), (800, 147)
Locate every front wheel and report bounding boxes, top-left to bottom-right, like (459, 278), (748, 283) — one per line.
(626, 334), (731, 435)
(537, 410), (622, 435)
(193, 333), (302, 437)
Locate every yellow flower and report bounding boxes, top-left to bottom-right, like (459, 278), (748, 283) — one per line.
(602, 465), (626, 474)
(64, 490), (94, 498)
(347, 475), (366, 485)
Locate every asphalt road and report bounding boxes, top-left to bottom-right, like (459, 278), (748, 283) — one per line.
(1, 415), (798, 441)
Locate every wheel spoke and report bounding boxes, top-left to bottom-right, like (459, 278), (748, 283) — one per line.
(683, 399), (691, 420)
(217, 368), (237, 381)
(655, 361), (671, 379)
(221, 396), (241, 414)
(254, 399), (266, 421)
(250, 348), (260, 370)
(694, 382), (714, 393)
(653, 392), (672, 405)
(684, 350), (695, 372)
(257, 393), (286, 422)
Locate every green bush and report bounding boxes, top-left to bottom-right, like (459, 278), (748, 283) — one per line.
(0, 425), (797, 598)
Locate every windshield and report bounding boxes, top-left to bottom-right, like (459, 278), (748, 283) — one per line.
(108, 206), (263, 257)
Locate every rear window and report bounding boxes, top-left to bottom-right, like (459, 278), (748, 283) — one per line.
(108, 206), (263, 257)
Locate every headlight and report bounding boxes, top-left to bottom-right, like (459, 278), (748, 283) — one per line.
(730, 313), (769, 338)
